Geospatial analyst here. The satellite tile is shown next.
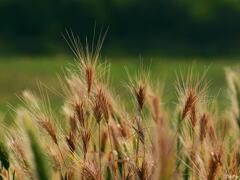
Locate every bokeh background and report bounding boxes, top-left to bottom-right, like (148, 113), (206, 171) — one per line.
(1, 0), (240, 114)
(1, 0), (240, 56)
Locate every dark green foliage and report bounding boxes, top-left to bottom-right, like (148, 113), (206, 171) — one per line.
(1, 0), (240, 55)
(0, 139), (9, 171)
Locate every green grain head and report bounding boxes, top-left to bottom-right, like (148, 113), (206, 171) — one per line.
(23, 116), (50, 180)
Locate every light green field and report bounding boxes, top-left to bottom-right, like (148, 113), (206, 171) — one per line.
(0, 56), (239, 116)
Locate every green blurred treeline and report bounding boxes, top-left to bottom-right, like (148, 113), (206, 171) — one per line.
(1, 0), (240, 57)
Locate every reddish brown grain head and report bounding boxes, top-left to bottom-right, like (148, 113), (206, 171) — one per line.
(182, 89), (197, 120)
(134, 84), (146, 111)
(39, 120), (58, 145)
(66, 131), (76, 152)
(207, 149), (223, 180)
(98, 87), (111, 121)
(94, 87), (111, 123)
(93, 100), (102, 124)
(200, 113), (208, 143)
(81, 129), (91, 159)
(100, 129), (108, 153)
(190, 105), (197, 127)
(69, 115), (77, 133)
(74, 102), (85, 127)
(86, 64), (94, 95)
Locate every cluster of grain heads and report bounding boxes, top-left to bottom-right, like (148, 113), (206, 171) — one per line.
(2, 33), (240, 180)
(174, 69), (226, 180)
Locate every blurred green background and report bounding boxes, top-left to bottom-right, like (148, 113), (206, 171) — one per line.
(1, 0), (240, 115)
(1, 0), (240, 56)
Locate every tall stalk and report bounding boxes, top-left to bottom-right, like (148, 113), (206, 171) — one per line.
(98, 123), (102, 180)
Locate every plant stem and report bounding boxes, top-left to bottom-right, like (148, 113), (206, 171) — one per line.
(107, 122), (116, 179)
(98, 123), (102, 180)
(135, 138), (139, 166)
(57, 144), (67, 175)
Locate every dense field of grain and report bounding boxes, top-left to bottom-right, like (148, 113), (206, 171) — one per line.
(0, 49), (240, 179)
